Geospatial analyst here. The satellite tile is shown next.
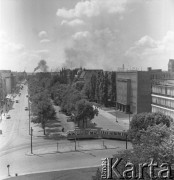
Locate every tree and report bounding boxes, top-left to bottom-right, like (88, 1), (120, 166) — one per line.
(75, 99), (98, 128)
(90, 74), (97, 101)
(32, 97), (56, 135)
(110, 71), (116, 104)
(93, 123), (174, 180)
(51, 83), (68, 106)
(129, 112), (173, 144)
(103, 72), (109, 106)
(60, 85), (84, 115)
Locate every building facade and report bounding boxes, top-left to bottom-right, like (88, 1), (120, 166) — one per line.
(0, 70), (12, 94)
(151, 80), (174, 119)
(168, 59), (174, 72)
(116, 68), (163, 114)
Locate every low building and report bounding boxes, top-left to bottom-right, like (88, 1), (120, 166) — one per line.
(151, 80), (174, 119)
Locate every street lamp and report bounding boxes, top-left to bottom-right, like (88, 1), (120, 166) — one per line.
(128, 111), (130, 130)
(7, 164), (10, 176)
(30, 127), (33, 154)
(115, 101), (118, 123)
(123, 130), (128, 150)
(27, 88), (31, 135)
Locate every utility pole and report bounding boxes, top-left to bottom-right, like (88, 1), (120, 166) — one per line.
(31, 127), (33, 154)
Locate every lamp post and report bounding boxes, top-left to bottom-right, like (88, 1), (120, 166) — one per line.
(115, 101), (118, 123)
(27, 87), (31, 135)
(123, 130), (128, 150)
(7, 164), (10, 176)
(128, 111), (130, 130)
(31, 127), (33, 154)
(28, 100), (31, 135)
(126, 133), (128, 149)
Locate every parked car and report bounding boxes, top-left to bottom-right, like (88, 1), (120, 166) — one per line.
(26, 95), (28, 97)
(25, 107), (28, 111)
(6, 115), (11, 119)
(0, 130), (2, 134)
(16, 100), (19, 103)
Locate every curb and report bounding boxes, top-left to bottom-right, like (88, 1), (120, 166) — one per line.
(2, 165), (100, 180)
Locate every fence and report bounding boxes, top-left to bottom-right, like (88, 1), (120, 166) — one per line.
(32, 139), (132, 155)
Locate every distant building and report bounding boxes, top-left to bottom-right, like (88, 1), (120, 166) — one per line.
(0, 74), (6, 115)
(151, 80), (174, 119)
(168, 59), (174, 72)
(116, 68), (163, 114)
(11, 74), (17, 93)
(0, 70), (12, 94)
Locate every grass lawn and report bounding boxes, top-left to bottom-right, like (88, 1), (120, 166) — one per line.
(5, 167), (99, 180)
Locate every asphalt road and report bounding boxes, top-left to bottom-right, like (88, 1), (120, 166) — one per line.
(0, 84), (131, 179)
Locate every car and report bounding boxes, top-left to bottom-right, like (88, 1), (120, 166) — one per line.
(6, 115), (11, 119)
(0, 130), (2, 134)
(16, 100), (19, 103)
(25, 107), (28, 111)
(26, 95), (28, 97)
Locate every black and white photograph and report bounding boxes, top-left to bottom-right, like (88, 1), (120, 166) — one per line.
(0, 0), (174, 179)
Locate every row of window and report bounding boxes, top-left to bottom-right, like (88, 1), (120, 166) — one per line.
(152, 97), (174, 108)
(152, 106), (174, 119)
(152, 86), (174, 96)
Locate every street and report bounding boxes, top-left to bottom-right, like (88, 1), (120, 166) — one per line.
(0, 84), (131, 179)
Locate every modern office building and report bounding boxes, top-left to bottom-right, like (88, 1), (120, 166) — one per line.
(151, 80), (174, 119)
(116, 68), (163, 114)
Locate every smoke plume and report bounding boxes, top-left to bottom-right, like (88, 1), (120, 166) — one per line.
(34, 59), (48, 72)
(57, 0), (128, 70)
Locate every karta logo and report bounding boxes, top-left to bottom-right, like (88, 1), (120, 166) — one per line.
(101, 158), (173, 179)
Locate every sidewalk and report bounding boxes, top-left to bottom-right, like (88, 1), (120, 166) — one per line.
(92, 106), (129, 131)
(99, 108), (131, 130)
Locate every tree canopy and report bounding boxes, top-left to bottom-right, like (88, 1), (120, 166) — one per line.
(129, 112), (173, 144)
(75, 99), (98, 128)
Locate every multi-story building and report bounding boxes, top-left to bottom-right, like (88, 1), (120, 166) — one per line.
(0, 70), (12, 94)
(168, 59), (174, 72)
(0, 74), (6, 115)
(151, 80), (174, 119)
(116, 68), (163, 114)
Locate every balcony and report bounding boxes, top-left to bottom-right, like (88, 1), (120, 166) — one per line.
(151, 103), (174, 111)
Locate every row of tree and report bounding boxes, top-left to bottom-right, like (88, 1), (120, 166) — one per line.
(28, 75), (56, 135)
(50, 68), (116, 107)
(28, 72), (99, 129)
(82, 71), (116, 106)
(50, 80), (98, 128)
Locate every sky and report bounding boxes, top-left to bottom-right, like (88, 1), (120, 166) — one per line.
(0, 0), (174, 72)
